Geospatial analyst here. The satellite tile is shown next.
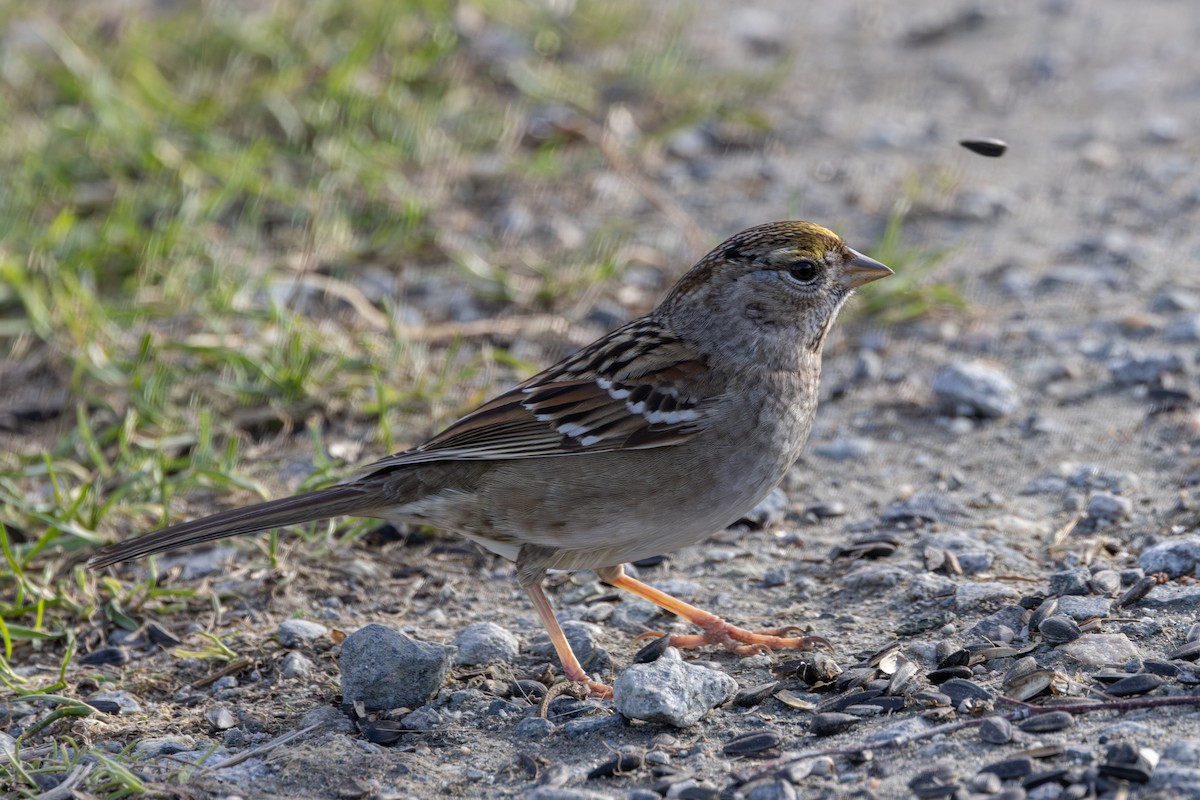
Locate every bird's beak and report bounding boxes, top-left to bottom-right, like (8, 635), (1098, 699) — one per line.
(840, 249), (893, 288)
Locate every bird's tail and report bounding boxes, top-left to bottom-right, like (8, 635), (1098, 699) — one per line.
(87, 484), (378, 569)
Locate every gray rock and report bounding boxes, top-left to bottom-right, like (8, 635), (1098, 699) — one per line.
(202, 755), (273, 788)
(1139, 537), (1200, 578)
(1109, 353), (1184, 386)
(966, 606), (1026, 642)
(932, 361), (1020, 419)
(1055, 595), (1111, 620)
(1135, 585), (1200, 611)
(608, 598), (660, 633)
(451, 622), (520, 666)
(1147, 115), (1182, 143)
(562, 714), (624, 737)
(133, 736), (194, 759)
(737, 488), (789, 529)
(613, 648), (737, 728)
(1090, 569), (1122, 595)
(855, 349), (883, 381)
(86, 690), (142, 715)
(812, 436), (875, 461)
(864, 717), (936, 746)
(745, 779), (798, 800)
(528, 620), (601, 661)
(980, 716), (1013, 744)
(281, 651), (314, 679)
(1068, 464), (1141, 493)
(514, 715), (555, 739)
(842, 564), (911, 591)
(1088, 492), (1133, 522)
(339, 624), (454, 711)
(954, 583), (1021, 613)
(1152, 768), (1200, 800)
(161, 547), (237, 581)
(954, 551), (995, 575)
(907, 572), (957, 600)
(277, 619), (329, 648)
(760, 567), (788, 588)
(205, 706), (237, 731)
(953, 187), (1014, 221)
(399, 706), (442, 731)
(1043, 263), (1124, 289)
(667, 127), (710, 160)
(0, 731), (16, 759)
(729, 7), (786, 55)
(648, 579), (699, 600)
(1060, 633), (1138, 666)
(1165, 314), (1200, 342)
(524, 789), (620, 800)
(882, 494), (971, 525)
(1049, 567), (1093, 596)
(1163, 739), (1200, 764)
(298, 705), (356, 736)
(1152, 289), (1200, 313)
(1120, 568), (1146, 584)
(1024, 463), (1141, 496)
(212, 675), (237, 691)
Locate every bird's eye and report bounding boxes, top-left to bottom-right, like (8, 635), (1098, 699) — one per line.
(786, 259), (820, 285)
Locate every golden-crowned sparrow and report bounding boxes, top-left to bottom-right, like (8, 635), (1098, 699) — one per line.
(89, 220), (890, 696)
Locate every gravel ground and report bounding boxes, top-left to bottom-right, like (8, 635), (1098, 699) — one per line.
(34, 1), (1200, 798)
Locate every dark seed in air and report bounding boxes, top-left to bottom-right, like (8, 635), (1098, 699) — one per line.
(959, 137), (1008, 157)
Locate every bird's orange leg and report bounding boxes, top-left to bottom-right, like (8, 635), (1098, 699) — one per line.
(597, 565), (830, 655)
(524, 582), (613, 698)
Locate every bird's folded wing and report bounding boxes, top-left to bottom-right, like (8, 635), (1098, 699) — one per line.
(362, 320), (719, 469)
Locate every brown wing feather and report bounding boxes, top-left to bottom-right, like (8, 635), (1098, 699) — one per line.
(362, 319), (717, 471)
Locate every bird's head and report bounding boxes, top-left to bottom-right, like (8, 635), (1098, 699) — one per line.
(658, 221), (892, 369)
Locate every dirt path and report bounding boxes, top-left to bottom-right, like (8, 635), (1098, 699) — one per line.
(49, 2), (1200, 798)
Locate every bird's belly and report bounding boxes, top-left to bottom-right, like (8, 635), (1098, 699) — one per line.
(476, 441), (798, 571)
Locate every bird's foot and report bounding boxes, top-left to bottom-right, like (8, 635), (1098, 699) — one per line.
(644, 621), (832, 656)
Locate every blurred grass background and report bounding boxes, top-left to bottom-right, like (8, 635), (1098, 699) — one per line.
(0, 1), (800, 790)
(0, 1), (952, 793)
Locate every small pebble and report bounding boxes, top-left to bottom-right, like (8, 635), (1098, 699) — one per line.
(1108, 353), (1184, 387)
(281, 651), (314, 679)
(932, 361), (1020, 419)
(339, 624), (454, 711)
(980, 716), (1013, 744)
(133, 736), (195, 759)
(514, 716), (555, 739)
(277, 619), (329, 648)
(612, 648), (737, 728)
(1060, 633), (1138, 666)
(451, 622), (520, 666)
(1087, 492), (1133, 523)
(1048, 568), (1092, 597)
(1139, 536), (1200, 579)
(745, 780), (797, 800)
(206, 707), (238, 731)
(1055, 594), (1111, 619)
